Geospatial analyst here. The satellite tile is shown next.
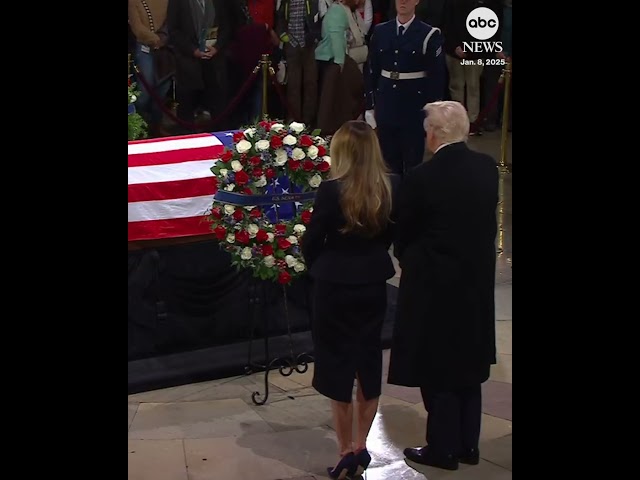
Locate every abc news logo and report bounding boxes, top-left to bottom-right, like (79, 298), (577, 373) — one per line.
(463, 7), (503, 54)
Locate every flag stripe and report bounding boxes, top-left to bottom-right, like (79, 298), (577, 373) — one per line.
(128, 159), (218, 185)
(128, 216), (213, 241)
(128, 145), (224, 167)
(128, 195), (214, 222)
(127, 133), (221, 155)
(128, 177), (217, 203)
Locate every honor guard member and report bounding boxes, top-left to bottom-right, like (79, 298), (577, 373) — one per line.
(364, 0), (445, 175)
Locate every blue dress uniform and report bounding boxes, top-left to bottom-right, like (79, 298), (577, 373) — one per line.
(365, 18), (445, 174)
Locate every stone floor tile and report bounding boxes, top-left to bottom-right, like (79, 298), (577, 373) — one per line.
(496, 321), (512, 355)
(129, 403), (139, 430)
(184, 427), (338, 480)
(489, 354), (512, 384)
(480, 434), (512, 470)
(128, 398), (274, 440)
(250, 391), (333, 432)
(495, 285), (512, 321)
(128, 439), (187, 480)
(483, 381), (512, 422)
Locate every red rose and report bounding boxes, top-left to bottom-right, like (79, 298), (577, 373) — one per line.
(277, 259), (287, 269)
(275, 224), (287, 236)
(220, 150), (233, 162)
(270, 135), (283, 149)
(277, 237), (291, 250)
(249, 208), (262, 218)
(211, 207), (222, 219)
(288, 159), (301, 171)
(278, 271), (292, 284)
(249, 156), (261, 166)
(253, 167), (264, 178)
(301, 210), (312, 224)
(317, 145), (327, 157)
(302, 160), (315, 172)
(236, 230), (250, 244)
(262, 244), (274, 256)
(235, 170), (250, 186)
(214, 225), (227, 240)
(256, 229), (269, 243)
(316, 161), (330, 172)
(299, 135), (313, 147)
(265, 167), (276, 180)
(259, 120), (272, 130)
(243, 187), (253, 195)
(233, 209), (244, 221)
(233, 131), (245, 143)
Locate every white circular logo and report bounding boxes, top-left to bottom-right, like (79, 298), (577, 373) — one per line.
(466, 7), (499, 41)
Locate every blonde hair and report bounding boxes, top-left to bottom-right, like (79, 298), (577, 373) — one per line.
(329, 121), (392, 236)
(423, 101), (470, 144)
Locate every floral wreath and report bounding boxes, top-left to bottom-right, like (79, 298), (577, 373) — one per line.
(128, 76), (147, 141)
(207, 119), (331, 285)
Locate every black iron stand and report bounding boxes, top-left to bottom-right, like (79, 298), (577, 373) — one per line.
(244, 279), (314, 406)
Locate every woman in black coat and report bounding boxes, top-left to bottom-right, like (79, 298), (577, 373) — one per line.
(389, 101), (499, 471)
(301, 120), (399, 479)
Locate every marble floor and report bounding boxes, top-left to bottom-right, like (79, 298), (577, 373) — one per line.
(128, 132), (512, 480)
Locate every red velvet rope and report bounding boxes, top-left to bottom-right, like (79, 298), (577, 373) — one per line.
(472, 76), (509, 128)
(134, 63), (259, 131)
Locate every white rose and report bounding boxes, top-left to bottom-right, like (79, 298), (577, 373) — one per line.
(307, 145), (319, 160)
(244, 206), (256, 211)
(292, 147), (306, 160)
(309, 173), (322, 188)
(220, 168), (229, 178)
(287, 235), (298, 245)
(274, 149), (288, 166)
(256, 139), (271, 152)
(293, 224), (306, 235)
(254, 175), (267, 188)
(240, 247), (253, 260)
(225, 183), (235, 191)
(267, 233), (275, 242)
(283, 135), (297, 146)
(244, 128), (256, 138)
(285, 255), (297, 267)
(323, 156), (331, 165)
(270, 123), (285, 132)
(231, 160), (243, 172)
(263, 255), (275, 267)
(247, 224), (260, 238)
(236, 139), (252, 154)
(130, 95), (137, 103)
(224, 205), (235, 215)
(293, 261), (306, 273)
(289, 122), (305, 134)
(226, 233), (236, 243)
(314, 136), (326, 146)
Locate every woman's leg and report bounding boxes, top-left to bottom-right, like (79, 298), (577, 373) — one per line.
(330, 399), (354, 457)
(354, 376), (379, 453)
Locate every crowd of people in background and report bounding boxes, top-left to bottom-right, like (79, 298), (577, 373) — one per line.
(128, 0), (512, 137)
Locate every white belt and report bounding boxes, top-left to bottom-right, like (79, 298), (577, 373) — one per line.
(381, 70), (426, 80)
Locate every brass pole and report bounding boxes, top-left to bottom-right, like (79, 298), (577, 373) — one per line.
(499, 61), (512, 171)
(261, 54), (270, 120)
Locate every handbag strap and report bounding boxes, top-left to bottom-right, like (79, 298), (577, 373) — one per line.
(342, 4), (364, 47)
(140, 0), (155, 33)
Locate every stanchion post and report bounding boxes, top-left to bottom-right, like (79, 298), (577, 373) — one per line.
(499, 61), (512, 171)
(260, 54), (271, 120)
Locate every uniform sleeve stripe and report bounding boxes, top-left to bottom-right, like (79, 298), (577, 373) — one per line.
(423, 27), (440, 55)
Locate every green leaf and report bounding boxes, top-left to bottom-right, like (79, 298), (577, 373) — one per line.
(310, 129), (321, 137)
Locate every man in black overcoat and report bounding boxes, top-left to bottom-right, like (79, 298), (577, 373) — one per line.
(388, 100), (499, 471)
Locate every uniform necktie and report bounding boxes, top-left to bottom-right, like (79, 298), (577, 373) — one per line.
(399, 25), (405, 36)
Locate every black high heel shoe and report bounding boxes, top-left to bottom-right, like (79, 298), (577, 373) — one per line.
(327, 452), (357, 479)
(355, 449), (372, 477)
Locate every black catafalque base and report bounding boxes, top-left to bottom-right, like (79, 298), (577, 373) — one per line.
(128, 239), (398, 396)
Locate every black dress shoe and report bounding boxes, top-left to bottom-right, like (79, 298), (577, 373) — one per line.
(404, 446), (459, 471)
(459, 448), (480, 465)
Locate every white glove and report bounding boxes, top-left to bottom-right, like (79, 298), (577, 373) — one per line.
(364, 110), (377, 129)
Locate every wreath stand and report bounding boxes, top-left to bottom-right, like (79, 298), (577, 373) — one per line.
(244, 279), (314, 406)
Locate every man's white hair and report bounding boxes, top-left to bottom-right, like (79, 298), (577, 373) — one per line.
(423, 101), (470, 144)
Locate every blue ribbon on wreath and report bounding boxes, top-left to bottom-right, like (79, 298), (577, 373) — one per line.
(128, 103), (136, 115)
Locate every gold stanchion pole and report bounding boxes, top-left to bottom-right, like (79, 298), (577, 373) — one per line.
(260, 54), (271, 120)
(128, 54), (133, 78)
(499, 61), (512, 171)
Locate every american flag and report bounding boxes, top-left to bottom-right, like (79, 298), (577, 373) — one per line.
(128, 132), (236, 242)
